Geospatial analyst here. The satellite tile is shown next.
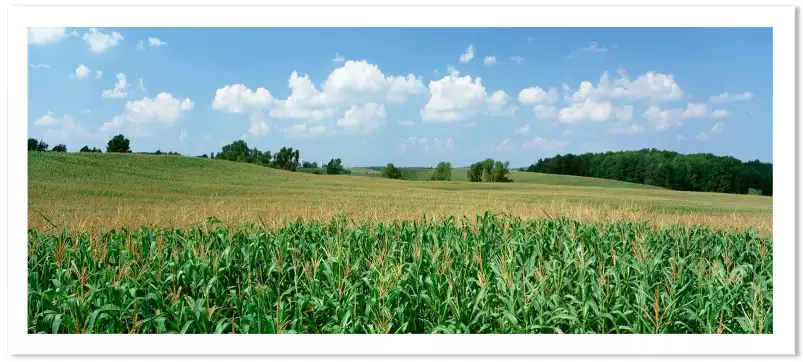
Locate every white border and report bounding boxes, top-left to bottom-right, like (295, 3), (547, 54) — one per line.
(8, 4), (795, 356)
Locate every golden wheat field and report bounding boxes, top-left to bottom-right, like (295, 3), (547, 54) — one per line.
(28, 152), (772, 235)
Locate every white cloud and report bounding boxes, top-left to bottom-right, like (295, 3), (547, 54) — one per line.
(123, 93), (193, 125)
(518, 87), (560, 105)
(495, 138), (514, 152)
(148, 37), (167, 47)
(711, 122), (725, 133)
(488, 90), (516, 116)
(335, 103), (387, 134)
(521, 136), (568, 150)
(398, 120), (416, 127)
(644, 103), (729, 131)
(136, 40), (145, 51)
(398, 136), (453, 154)
(610, 124), (644, 134)
(102, 73), (129, 98)
(212, 84), (273, 113)
(459, 45), (474, 64)
(509, 56), (525, 64)
(247, 113), (270, 136)
(34, 112), (61, 126)
(567, 41), (610, 58)
(534, 105), (558, 120)
(558, 99), (614, 123)
(322, 60), (425, 104)
(82, 28), (124, 53)
(484, 56), (496, 67)
(614, 105), (634, 122)
(681, 103), (708, 118)
(332, 53), (345, 63)
(34, 112), (94, 141)
(29, 64), (50, 69)
(74, 64), (91, 80)
(567, 69), (684, 104)
(514, 124), (530, 134)
(95, 70), (103, 79)
(711, 109), (730, 118)
(708, 92), (753, 104)
(696, 132), (711, 141)
(179, 130), (188, 143)
(29, 27), (76, 45)
(284, 123), (327, 138)
(420, 73), (510, 122)
(433, 137), (455, 154)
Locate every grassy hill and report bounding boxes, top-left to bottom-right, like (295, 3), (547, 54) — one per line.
(28, 152), (772, 234)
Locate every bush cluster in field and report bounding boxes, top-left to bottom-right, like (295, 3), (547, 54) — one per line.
(28, 213), (772, 334)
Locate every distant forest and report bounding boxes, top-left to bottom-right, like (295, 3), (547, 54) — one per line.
(526, 149), (772, 196)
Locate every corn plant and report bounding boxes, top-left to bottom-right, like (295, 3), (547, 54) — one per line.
(28, 213), (772, 334)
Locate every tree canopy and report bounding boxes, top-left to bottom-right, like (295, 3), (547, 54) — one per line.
(526, 149), (772, 195)
(381, 163), (403, 179)
(468, 158), (511, 182)
(28, 138), (49, 152)
(106, 134), (131, 153)
(431, 161), (452, 181)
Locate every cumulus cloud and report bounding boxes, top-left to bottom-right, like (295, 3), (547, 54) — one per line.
(521, 136), (568, 150)
(566, 69), (684, 104)
(459, 45), (474, 64)
(644, 103), (730, 131)
(534, 105), (558, 120)
(34, 112), (93, 141)
(335, 103), (387, 134)
(28, 27), (76, 45)
(74, 64), (91, 80)
(518, 87), (560, 105)
(708, 92), (753, 104)
(148, 37), (167, 47)
(397, 136), (453, 155)
(558, 99), (615, 123)
(102, 73), (129, 98)
(102, 93), (193, 133)
(484, 56), (496, 67)
(212, 84), (273, 113)
(82, 28), (124, 53)
(420, 72), (512, 122)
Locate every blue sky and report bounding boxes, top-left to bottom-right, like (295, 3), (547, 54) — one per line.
(28, 27), (772, 167)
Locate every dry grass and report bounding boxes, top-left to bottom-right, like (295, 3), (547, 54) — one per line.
(27, 152), (773, 235)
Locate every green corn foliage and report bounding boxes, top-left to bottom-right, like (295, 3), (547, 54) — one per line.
(27, 212), (772, 334)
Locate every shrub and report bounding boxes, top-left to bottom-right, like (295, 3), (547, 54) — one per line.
(381, 163), (403, 179)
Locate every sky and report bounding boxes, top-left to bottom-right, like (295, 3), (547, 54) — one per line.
(28, 27), (772, 167)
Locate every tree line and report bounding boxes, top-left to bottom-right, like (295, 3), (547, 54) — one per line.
(526, 149), (772, 195)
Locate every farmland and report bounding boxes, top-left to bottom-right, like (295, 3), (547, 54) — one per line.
(27, 152), (773, 334)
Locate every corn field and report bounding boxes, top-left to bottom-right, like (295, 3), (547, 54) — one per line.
(28, 213), (772, 334)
